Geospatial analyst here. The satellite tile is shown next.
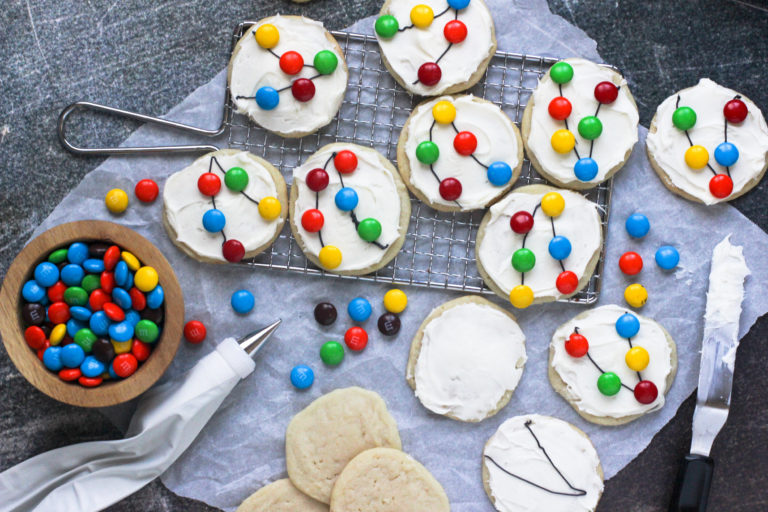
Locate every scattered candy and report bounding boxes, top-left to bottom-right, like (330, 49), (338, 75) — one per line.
(383, 289), (408, 314)
(624, 283), (648, 308)
(134, 179), (159, 203)
(184, 320), (207, 344)
(378, 313), (401, 336)
(618, 251), (643, 275)
(105, 189), (129, 214)
(344, 327), (369, 351)
(348, 297), (372, 322)
(320, 341), (345, 366)
(314, 302), (337, 326)
(655, 245), (680, 270)
(290, 365), (315, 389)
(625, 213), (650, 238)
(231, 289), (255, 314)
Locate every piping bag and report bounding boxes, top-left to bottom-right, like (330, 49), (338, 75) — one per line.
(0, 320), (281, 512)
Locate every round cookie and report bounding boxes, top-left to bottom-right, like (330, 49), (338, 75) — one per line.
(163, 149), (287, 264)
(289, 143), (411, 276)
(406, 295), (526, 422)
(285, 387), (402, 504)
(374, 0), (497, 96)
(482, 414), (604, 512)
(397, 95), (523, 211)
(236, 479), (327, 512)
(548, 304), (678, 426)
(228, 15), (348, 137)
(521, 58), (639, 189)
(646, 78), (768, 205)
(330, 447), (450, 512)
(476, 185), (603, 308)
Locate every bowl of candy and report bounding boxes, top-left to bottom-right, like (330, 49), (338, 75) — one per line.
(0, 221), (183, 407)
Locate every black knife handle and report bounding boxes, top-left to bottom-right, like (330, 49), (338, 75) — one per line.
(669, 454), (714, 512)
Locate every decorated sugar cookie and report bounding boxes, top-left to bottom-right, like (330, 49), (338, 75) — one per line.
(483, 414), (604, 512)
(646, 78), (768, 205)
(397, 95), (523, 211)
(228, 15), (348, 137)
(163, 149), (287, 263)
(406, 296), (526, 422)
(549, 304), (678, 426)
(289, 143), (411, 275)
(522, 58), (639, 189)
(476, 185), (602, 308)
(374, 0), (497, 96)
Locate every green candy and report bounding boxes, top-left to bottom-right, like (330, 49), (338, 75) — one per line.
(81, 274), (100, 293)
(63, 286), (88, 306)
(135, 319), (159, 343)
(320, 341), (344, 366)
(224, 167), (249, 192)
(416, 141), (439, 165)
(375, 15), (399, 38)
(578, 116), (603, 140)
(313, 50), (338, 75)
(549, 61), (574, 84)
(511, 248), (536, 273)
(672, 106), (697, 131)
(357, 218), (382, 242)
(74, 328), (97, 352)
(597, 371), (622, 396)
(48, 248), (68, 264)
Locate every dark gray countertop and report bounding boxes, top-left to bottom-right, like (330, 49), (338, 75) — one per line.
(1, 0), (767, 510)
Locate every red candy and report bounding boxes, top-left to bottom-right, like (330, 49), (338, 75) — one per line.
(344, 326), (369, 351)
(134, 179), (159, 203)
(306, 168), (330, 191)
(279, 50), (304, 75)
(594, 81), (619, 104)
(291, 78), (316, 102)
(548, 96), (572, 120)
(37, 340), (50, 361)
(418, 62), (441, 86)
(556, 270), (579, 295)
(184, 320), (207, 344)
(89, 289), (109, 311)
(443, 19), (467, 44)
(618, 251), (643, 275)
(222, 239), (245, 263)
(103, 302), (126, 322)
(58, 368), (82, 382)
(565, 332), (589, 358)
(723, 98), (748, 124)
(439, 177), (462, 201)
(197, 172), (221, 196)
(113, 353), (138, 378)
(78, 376), (103, 387)
(132, 339), (152, 361)
(634, 380), (659, 404)
(103, 245), (120, 271)
(100, 271), (115, 294)
(129, 287), (147, 311)
(47, 302), (71, 325)
(709, 174), (733, 198)
(510, 211), (534, 234)
(453, 131), (477, 156)
(47, 281), (67, 302)
(301, 209), (324, 232)
(334, 150), (358, 174)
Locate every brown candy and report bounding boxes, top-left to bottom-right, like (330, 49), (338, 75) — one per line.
(377, 313), (401, 336)
(22, 303), (46, 326)
(92, 338), (115, 364)
(88, 243), (110, 258)
(314, 302), (337, 326)
(141, 307), (164, 324)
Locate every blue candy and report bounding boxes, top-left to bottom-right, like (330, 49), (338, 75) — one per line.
(69, 306), (92, 322)
(202, 208), (226, 233)
(108, 363), (120, 379)
(487, 161), (512, 186)
(43, 346), (64, 372)
(615, 312), (640, 338)
(33, 262), (59, 287)
(574, 157), (599, 182)
(231, 289), (255, 314)
(124, 270), (134, 290)
(109, 321), (134, 342)
(114, 261), (129, 287)
(112, 287), (133, 309)
(655, 245), (680, 270)
(60, 343), (86, 368)
(83, 258), (105, 273)
(625, 213), (650, 239)
(347, 297), (372, 322)
(255, 86), (280, 110)
(60, 264), (85, 286)
(335, 187), (359, 211)
(22, 280), (45, 303)
(447, 0), (470, 9)
(66, 318), (86, 337)
(146, 285), (164, 309)
(290, 365), (315, 390)
(125, 309), (141, 327)
(714, 142), (739, 167)
(89, 311), (111, 336)
(548, 236), (572, 260)
(67, 242), (89, 264)
(80, 355), (105, 378)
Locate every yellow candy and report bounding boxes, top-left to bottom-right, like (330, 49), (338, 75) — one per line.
(105, 188), (129, 214)
(318, 245), (342, 269)
(624, 283), (648, 308)
(432, 101), (456, 124)
(410, 4), (434, 28)
(135, 266), (159, 292)
(50, 324), (67, 346)
(101, 372), (112, 380)
(625, 346), (650, 372)
(541, 192), (565, 217)
(111, 339), (132, 354)
(509, 284), (534, 309)
(255, 23), (279, 49)
(121, 251), (141, 271)
(685, 145), (709, 169)
(550, 129), (575, 154)
(258, 196), (282, 221)
(383, 289), (408, 314)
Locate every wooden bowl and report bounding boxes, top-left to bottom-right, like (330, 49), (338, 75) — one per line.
(0, 221), (184, 407)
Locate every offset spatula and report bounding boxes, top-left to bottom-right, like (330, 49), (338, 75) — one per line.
(669, 236), (750, 512)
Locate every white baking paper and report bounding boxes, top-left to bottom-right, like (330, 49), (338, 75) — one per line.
(28, 0), (768, 510)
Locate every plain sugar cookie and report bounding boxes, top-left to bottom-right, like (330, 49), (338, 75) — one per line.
(236, 479), (327, 512)
(285, 387), (402, 504)
(330, 447), (450, 512)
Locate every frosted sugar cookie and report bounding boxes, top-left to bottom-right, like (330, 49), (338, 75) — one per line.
(236, 479), (327, 512)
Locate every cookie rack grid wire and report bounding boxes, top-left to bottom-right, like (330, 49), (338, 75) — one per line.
(227, 23), (612, 304)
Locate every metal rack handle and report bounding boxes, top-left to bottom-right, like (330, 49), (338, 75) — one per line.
(58, 101), (224, 156)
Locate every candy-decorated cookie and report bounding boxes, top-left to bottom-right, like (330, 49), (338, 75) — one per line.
(289, 143), (411, 276)
(236, 479), (327, 512)
(163, 149), (287, 264)
(522, 58), (639, 189)
(374, 0), (497, 96)
(228, 16), (348, 137)
(476, 185), (602, 308)
(406, 296), (526, 422)
(646, 78), (768, 205)
(549, 304), (678, 426)
(397, 95), (523, 211)
(482, 414), (604, 512)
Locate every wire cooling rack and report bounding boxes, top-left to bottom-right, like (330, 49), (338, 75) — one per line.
(226, 23), (612, 304)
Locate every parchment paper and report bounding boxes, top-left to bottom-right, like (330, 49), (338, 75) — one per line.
(29, 1), (768, 510)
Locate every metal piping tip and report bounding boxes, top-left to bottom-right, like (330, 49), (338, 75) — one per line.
(237, 319), (282, 357)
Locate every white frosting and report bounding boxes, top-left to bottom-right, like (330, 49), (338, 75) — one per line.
(527, 58), (639, 186)
(292, 144), (404, 271)
(484, 414), (603, 512)
(550, 305), (673, 419)
(376, 0), (495, 95)
(410, 301), (526, 421)
(229, 16), (347, 136)
(477, 188), (601, 300)
(164, 151), (282, 262)
(404, 95), (520, 210)
(646, 78), (768, 205)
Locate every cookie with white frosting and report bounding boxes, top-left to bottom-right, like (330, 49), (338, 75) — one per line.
(236, 479), (327, 512)
(476, 185), (602, 309)
(406, 295), (526, 422)
(646, 78), (768, 205)
(521, 58), (639, 189)
(549, 304), (678, 426)
(163, 149), (287, 264)
(397, 95), (523, 211)
(289, 143), (411, 276)
(482, 414), (604, 512)
(374, 0), (497, 96)
(228, 15), (348, 137)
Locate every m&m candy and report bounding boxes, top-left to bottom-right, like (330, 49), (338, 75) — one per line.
(314, 302), (337, 326)
(348, 297), (372, 322)
(383, 289), (408, 314)
(377, 313), (401, 336)
(313, 50), (339, 75)
(549, 61), (573, 84)
(550, 129), (575, 154)
(510, 211), (534, 234)
(541, 192), (565, 217)
(334, 150), (358, 174)
(320, 341), (345, 366)
(509, 284), (534, 309)
(432, 101), (456, 124)
(548, 236), (572, 260)
(565, 332), (589, 358)
(597, 371), (622, 396)
(556, 271), (579, 295)
(443, 20), (467, 44)
(291, 78), (316, 102)
(615, 312), (640, 338)
(625, 346), (650, 372)
(410, 4), (434, 28)
(417, 62), (442, 86)
(709, 174), (734, 199)
(105, 189), (129, 214)
(487, 162), (512, 186)
(624, 283), (648, 308)
(574, 158), (598, 182)
(548, 96), (572, 120)
(723, 98), (748, 124)
(655, 245), (680, 270)
(619, 251), (643, 275)
(258, 197), (282, 221)
(290, 365), (315, 389)
(231, 289), (255, 314)
(306, 168), (330, 192)
(334, 187), (359, 211)
(318, 245), (342, 269)
(184, 320), (207, 344)
(594, 81), (619, 104)
(256, 87), (280, 110)
(279, 51), (304, 75)
(416, 141), (440, 165)
(634, 380), (658, 404)
(134, 179), (159, 203)
(439, 178), (462, 201)
(375, 15), (399, 38)
(625, 213), (650, 238)
(512, 248), (535, 273)
(344, 327), (369, 351)
(255, 23), (279, 49)
(357, 218), (382, 242)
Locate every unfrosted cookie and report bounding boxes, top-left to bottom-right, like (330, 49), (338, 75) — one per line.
(482, 414), (604, 512)
(236, 479), (327, 512)
(285, 387), (402, 504)
(406, 296), (526, 422)
(330, 447), (450, 512)
(521, 58), (639, 189)
(374, 0), (497, 96)
(228, 15), (348, 137)
(476, 185), (602, 309)
(646, 78), (768, 205)
(163, 149), (287, 264)
(397, 95), (523, 211)
(548, 304), (678, 426)
(289, 143), (411, 276)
